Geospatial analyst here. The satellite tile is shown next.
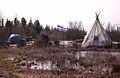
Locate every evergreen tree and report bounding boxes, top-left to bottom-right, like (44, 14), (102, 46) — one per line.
(45, 25), (50, 31)
(5, 19), (13, 36)
(27, 19), (35, 37)
(21, 17), (27, 36)
(13, 18), (20, 33)
(34, 20), (43, 34)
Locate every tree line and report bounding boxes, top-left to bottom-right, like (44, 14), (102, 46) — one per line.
(0, 17), (86, 41)
(0, 17), (119, 43)
(106, 23), (120, 42)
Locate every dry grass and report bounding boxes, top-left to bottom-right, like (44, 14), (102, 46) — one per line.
(0, 46), (120, 78)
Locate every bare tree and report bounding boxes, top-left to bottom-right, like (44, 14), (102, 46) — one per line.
(68, 21), (83, 30)
(67, 21), (86, 40)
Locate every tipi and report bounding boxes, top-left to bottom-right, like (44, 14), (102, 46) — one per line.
(82, 13), (111, 47)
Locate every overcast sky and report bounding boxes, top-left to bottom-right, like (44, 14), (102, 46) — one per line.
(0, 0), (120, 30)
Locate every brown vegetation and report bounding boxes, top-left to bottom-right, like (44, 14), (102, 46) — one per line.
(0, 46), (120, 78)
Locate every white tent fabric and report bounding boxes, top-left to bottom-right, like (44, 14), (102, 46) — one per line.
(82, 13), (111, 47)
(8, 34), (19, 39)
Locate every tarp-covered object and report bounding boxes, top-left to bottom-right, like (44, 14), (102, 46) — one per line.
(20, 38), (27, 46)
(82, 13), (111, 47)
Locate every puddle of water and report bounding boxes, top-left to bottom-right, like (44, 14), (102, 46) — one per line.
(59, 41), (74, 46)
(76, 51), (120, 58)
(18, 51), (120, 73)
(30, 60), (58, 70)
(4, 57), (14, 61)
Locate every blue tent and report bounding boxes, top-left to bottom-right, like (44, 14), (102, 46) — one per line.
(8, 34), (27, 46)
(8, 34), (21, 43)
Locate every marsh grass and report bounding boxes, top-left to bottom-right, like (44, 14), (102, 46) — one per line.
(0, 46), (120, 77)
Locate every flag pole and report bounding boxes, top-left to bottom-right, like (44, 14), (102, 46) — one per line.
(57, 25), (68, 46)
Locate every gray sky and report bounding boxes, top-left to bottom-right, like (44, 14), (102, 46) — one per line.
(0, 0), (120, 30)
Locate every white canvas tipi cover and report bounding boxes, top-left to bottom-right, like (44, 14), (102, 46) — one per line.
(82, 13), (111, 47)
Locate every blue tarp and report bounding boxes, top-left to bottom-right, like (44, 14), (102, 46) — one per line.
(20, 39), (27, 46)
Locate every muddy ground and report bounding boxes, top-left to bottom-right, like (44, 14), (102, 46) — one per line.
(0, 46), (120, 78)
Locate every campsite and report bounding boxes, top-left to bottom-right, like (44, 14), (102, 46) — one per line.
(0, 12), (120, 78)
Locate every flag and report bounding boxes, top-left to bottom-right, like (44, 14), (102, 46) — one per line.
(57, 25), (68, 32)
